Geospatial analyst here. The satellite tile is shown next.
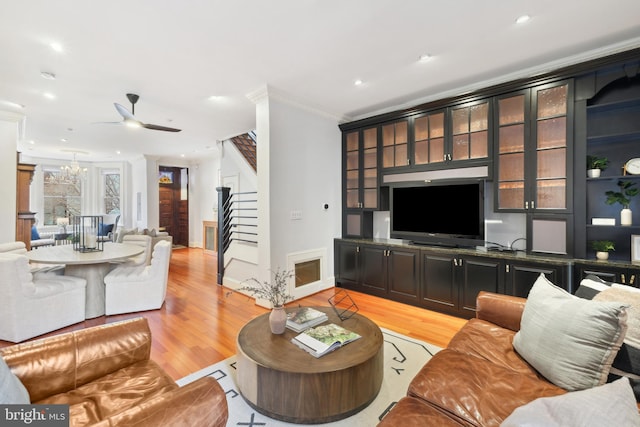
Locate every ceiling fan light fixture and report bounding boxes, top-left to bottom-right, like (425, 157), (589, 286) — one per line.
(125, 120), (141, 129)
(49, 42), (63, 53)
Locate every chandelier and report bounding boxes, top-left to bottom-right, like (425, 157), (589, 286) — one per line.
(46, 153), (88, 185)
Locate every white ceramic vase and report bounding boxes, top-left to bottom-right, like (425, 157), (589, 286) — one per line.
(596, 251), (609, 261)
(587, 169), (601, 178)
(621, 208), (633, 226)
(269, 306), (287, 334)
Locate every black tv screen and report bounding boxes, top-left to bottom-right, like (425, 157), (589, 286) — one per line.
(390, 181), (484, 247)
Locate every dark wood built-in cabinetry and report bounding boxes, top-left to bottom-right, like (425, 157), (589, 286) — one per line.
(335, 239), (571, 318)
(337, 48), (640, 319)
(16, 161), (36, 250)
(575, 63), (640, 262)
(342, 127), (379, 238)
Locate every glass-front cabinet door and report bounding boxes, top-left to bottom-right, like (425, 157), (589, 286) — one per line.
(496, 90), (529, 210)
(362, 127), (378, 209)
(413, 111), (445, 165)
(344, 127), (379, 210)
(533, 83), (568, 210)
(382, 119), (409, 168)
(345, 130), (360, 209)
(495, 80), (571, 213)
(451, 100), (489, 161)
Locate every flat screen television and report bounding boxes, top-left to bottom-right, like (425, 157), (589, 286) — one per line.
(390, 180), (485, 247)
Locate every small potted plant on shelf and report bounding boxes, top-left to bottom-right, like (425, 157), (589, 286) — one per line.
(587, 155), (609, 178)
(605, 180), (639, 226)
(237, 267), (294, 334)
(590, 240), (615, 261)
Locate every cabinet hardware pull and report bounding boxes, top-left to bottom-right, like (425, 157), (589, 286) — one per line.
(407, 158), (410, 165)
(356, 246), (360, 253)
(531, 200), (535, 209)
(525, 201), (529, 210)
(506, 264), (510, 273)
(453, 259), (458, 267)
(622, 274), (626, 284)
(631, 275), (636, 285)
(459, 259), (463, 266)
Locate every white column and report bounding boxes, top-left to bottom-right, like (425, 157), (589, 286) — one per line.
(0, 110), (25, 244)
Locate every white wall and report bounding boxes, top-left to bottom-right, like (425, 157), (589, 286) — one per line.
(266, 98), (341, 272)
(0, 111), (23, 243)
(189, 157), (219, 247)
(238, 89), (341, 304)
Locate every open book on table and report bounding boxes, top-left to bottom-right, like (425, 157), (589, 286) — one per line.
(292, 323), (361, 358)
(286, 307), (328, 332)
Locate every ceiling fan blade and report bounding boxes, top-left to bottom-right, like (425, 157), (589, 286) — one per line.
(141, 123), (182, 132)
(114, 103), (136, 121)
(91, 121), (123, 125)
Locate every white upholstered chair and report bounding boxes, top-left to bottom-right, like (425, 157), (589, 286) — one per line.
(120, 234), (153, 266)
(0, 253), (86, 342)
(0, 241), (63, 276)
(104, 240), (172, 315)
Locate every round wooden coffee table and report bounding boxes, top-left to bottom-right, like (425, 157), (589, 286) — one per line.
(236, 306), (383, 424)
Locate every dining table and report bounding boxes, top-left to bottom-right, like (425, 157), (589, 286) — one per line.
(26, 242), (144, 319)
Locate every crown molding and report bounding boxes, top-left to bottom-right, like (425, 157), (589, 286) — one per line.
(246, 84), (348, 122)
(349, 37), (640, 122)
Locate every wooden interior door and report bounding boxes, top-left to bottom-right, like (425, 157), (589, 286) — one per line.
(159, 187), (174, 237)
(158, 166), (189, 247)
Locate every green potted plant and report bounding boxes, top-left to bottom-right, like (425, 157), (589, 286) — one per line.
(606, 180), (639, 225)
(587, 155), (609, 178)
(237, 267), (294, 334)
(590, 240), (615, 260)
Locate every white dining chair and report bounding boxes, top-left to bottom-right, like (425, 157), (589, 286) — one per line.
(0, 253), (86, 342)
(104, 240), (172, 315)
(0, 241), (64, 276)
(120, 234), (153, 266)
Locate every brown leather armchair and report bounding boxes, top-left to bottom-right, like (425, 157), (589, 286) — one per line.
(1, 317), (228, 427)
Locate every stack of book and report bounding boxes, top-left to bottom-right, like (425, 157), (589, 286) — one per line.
(292, 323), (361, 358)
(286, 307), (328, 332)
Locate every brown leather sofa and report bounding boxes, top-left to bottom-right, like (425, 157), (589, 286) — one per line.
(378, 292), (566, 427)
(1, 317), (228, 427)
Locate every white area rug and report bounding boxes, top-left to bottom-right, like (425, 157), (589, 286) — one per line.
(177, 328), (441, 426)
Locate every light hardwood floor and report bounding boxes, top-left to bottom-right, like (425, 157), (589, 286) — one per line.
(0, 248), (467, 380)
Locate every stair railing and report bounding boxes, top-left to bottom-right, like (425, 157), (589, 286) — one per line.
(216, 187), (258, 284)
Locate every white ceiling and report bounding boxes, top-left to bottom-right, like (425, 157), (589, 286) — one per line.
(2, 1), (640, 163)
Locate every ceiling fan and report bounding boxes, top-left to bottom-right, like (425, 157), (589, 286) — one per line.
(101, 93), (181, 132)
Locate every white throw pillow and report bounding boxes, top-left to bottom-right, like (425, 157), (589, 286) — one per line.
(500, 377), (640, 427)
(513, 274), (628, 391)
(0, 356), (29, 404)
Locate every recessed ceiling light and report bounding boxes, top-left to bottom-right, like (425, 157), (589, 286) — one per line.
(60, 138), (67, 142)
(49, 42), (63, 53)
(418, 54), (432, 63)
(180, 154), (185, 158)
(40, 71), (56, 80)
(516, 15), (531, 24)
(354, 79), (363, 86)
(28, 140), (35, 145)
(208, 95), (223, 101)
(43, 92), (56, 100)
(116, 150), (121, 155)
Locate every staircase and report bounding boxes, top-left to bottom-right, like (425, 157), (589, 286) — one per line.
(230, 131), (257, 171)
